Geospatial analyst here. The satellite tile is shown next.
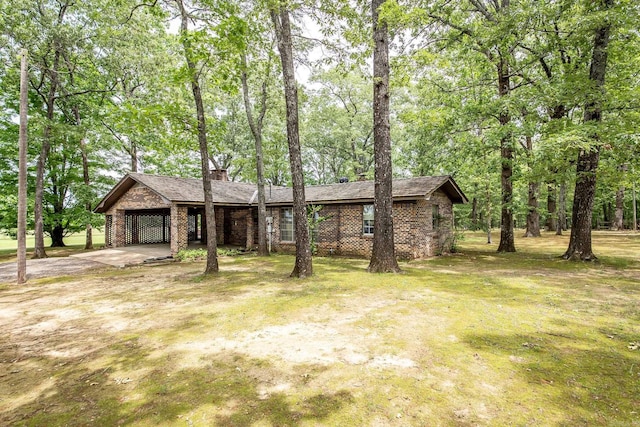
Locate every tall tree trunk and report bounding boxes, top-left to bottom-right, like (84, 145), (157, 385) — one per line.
(130, 142), (138, 173)
(368, 0), (400, 273)
(73, 106), (93, 249)
(556, 181), (567, 235)
(546, 184), (557, 231)
(563, 0), (612, 260)
(271, 6), (312, 277)
(33, 1), (70, 258)
(524, 182), (541, 237)
(471, 196), (478, 230)
(177, 0), (218, 274)
(614, 187), (624, 230)
(33, 50), (61, 258)
(524, 135), (541, 237)
(486, 178), (492, 244)
(17, 49), (28, 284)
(496, 56), (516, 252)
(241, 53), (269, 256)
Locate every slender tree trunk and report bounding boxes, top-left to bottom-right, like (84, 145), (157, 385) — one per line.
(614, 187), (624, 230)
(17, 49), (28, 284)
(564, 0), (612, 260)
(524, 182), (541, 237)
(633, 178), (637, 232)
(486, 179), (492, 244)
(73, 106), (93, 249)
(33, 50), (61, 258)
(241, 53), (269, 256)
(130, 142), (138, 173)
(177, 0), (218, 274)
(524, 135), (541, 237)
(546, 184), (557, 231)
(471, 196), (478, 230)
(496, 57), (516, 252)
(368, 0), (400, 273)
(271, 6), (312, 277)
(557, 181), (567, 235)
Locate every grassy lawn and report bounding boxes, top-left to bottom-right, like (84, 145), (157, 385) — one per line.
(1, 231), (639, 426)
(0, 232), (105, 262)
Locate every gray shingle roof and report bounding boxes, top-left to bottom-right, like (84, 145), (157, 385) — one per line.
(265, 176), (464, 204)
(129, 173), (257, 204)
(95, 173), (466, 213)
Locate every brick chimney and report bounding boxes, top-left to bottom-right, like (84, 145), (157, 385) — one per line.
(211, 169), (228, 181)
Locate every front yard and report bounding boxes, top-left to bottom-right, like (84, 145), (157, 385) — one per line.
(1, 231), (639, 426)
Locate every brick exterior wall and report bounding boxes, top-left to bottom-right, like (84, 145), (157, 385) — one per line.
(267, 190), (454, 260)
(103, 181), (455, 260)
(105, 183), (171, 216)
(215, 207), (224, 245)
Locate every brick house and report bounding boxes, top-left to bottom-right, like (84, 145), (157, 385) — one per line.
(94, 171), (467, 259)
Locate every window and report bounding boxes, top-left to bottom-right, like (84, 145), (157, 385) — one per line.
(363, 204), (374, 235)
(432, 205), (440, 230)
(280, 208), (294, 241)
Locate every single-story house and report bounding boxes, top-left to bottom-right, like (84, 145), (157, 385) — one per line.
(94, 170), (467, 259)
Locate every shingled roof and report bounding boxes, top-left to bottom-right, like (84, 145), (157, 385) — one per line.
(95, 173), (466, 213)
(266, 175), (467, 205)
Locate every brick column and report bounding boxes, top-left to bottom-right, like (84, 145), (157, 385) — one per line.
(245, 209), (254, 249)
(171, 205), (188, 255)
(114, 209), (126, 247)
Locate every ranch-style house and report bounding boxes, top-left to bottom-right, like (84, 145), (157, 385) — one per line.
(94, 170), (467, 259)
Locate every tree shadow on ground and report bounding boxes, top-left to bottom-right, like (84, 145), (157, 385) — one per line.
(462, 329), (640, 425)
(1, 333), (353, 426)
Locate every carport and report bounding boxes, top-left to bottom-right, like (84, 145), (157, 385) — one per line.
(95, 172), (256, 255)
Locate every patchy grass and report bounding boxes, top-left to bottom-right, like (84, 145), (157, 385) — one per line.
(1, 231), (639, 426)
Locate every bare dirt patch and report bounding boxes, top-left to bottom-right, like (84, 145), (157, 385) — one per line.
(1, 241), (639, 426)
(0, 258), (104, 283)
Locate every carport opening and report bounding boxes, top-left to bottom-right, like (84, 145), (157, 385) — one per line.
(125, 209), (171, 245)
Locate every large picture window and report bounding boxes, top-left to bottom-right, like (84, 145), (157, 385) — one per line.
(280, 208), (295, 241)
(363, 204), (374, 235)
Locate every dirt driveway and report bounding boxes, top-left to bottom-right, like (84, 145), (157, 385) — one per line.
(0, 245), (171, 284)
(0, 258), (104, 283)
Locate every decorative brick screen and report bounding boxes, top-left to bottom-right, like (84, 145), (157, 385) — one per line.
(105, 215), (113, 246)
(125, 210), (171, 245)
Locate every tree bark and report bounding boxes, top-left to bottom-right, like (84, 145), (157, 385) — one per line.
(471, 196), (478, 230)
(50, 226), (66, 247)
(177, 0), (218, 274)
(241, 53), (269, 256)
(73, 106), (93, 249)
(368, 0), (400, 273)
(33, 52), (61, 258)
(32, 0), (71, 258)
(556, 181), (567, 235)
(546, 184), (557, 231)
(271, 6), (312, 277)
(523, 135), (541, 237)
(614, 187), (624, 230)
(524, 181), (541, 237)
(496, 56), (516, 252)
(563, 0), (612, 261)
(17, 49), (28, 284)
